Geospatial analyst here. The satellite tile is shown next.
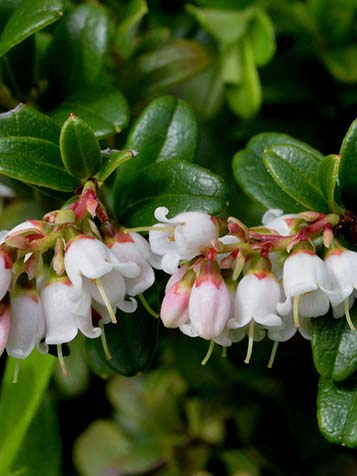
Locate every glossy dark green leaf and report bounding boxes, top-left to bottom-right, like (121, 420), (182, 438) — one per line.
(0, 0), (64, 58)
(114, 0), (148, 60)
(0, 103), (60, 143)
(226, 36), (261, 119)
(250, 10), (275, 66)
(114, 96), (199, 214)
(317, 377), (357, 448)
(86, 307), (159, 377)
(50, 86), (130, 139)
(116, 160), (228, 226)
(48, 4), (110, 96)
(339, 118), (357, 211)
(312, 310), (357, 382)
(263, 143), (328, 211)
(0, 137), (79, 191)
(232, 133), (306, 212)
(60, 114), (101, 180)
(11, 397), (61, 476)
(319, 154), (342, 213)
(0, 353), (54, 476)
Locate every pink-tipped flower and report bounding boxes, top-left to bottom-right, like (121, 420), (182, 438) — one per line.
(149, 207), (220, 274)
(229, 271), (282, 330)
(187, 260), (231, 340)
(160, 269), (195, 328)
(0, 250), (12, 301)
(0, 302), (11, 357)
(6, 289), (45, 359)
(324, 248), (357, 307)
(108, 230), (161, 296)
(41, 277), (101, 345)
(262, 209), (299, 236)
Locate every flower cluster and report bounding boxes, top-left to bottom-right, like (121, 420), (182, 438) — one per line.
(0, 181), (161, 374)
(155, 207), (356, 365)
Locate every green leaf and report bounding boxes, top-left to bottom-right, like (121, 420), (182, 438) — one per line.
(263, 143), (328, 211)
(0, 200), (43, 229)
(0, 0), (64, 58)
(0, 137), (79, 191)
(96, 149), (136, 184)
(339, 117), (357, 210)
(319, 154), (342, 213)
(317, 377), (357, 448)
(116, 160), (228, 226)
(114, 96), (198, 215)
(226, 36), (262, 119)
(0, 103), (60, 143)
(232, 133), (306, 212)
(221, 42), (242, 85)
(114, 0), (148, 60)
(322, 46), (357, 84)
(48, 4), (110, 96)
(60, 114), (101, 180)
(250, 10), (275, 66)
(0, 353), (54, 476)
(312, 311), (357, 382)
(50, 86), (130, 139)
(186, 4), (256, 45)
(11, 397), (61, 476)
(86, 307), (159, 377)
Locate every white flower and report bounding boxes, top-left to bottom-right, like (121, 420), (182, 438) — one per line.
(324, 249), (357, 307)
(277, 251), (331, 320)
(0, 250), (12, 301)
(0, 303), (10, 357)
(109, 231), (161, 296)
(187, 261), (230, 340)
(268, 314), (312, 342)
(229, 272), (282, 329)
(41, 278), (101, 345)
(6, 292), (45, 359)
(149, 207), (219, 274)
(262, 209), (298, 236)
(160, 269), (195, 328)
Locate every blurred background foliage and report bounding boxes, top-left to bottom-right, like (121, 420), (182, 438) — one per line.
(1, 0), (357, 474)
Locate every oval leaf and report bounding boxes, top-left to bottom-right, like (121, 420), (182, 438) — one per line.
(250, 9), (276, 66)
(116, 160), (228, 226)
(319, 154), (342, 213)
(312, 310), (357, 382)
(263, 144), (329, 211)
(50, 86), (130, 139)
(0, 137), (79, 191)
(0, 0), (64, 58)
(317, 377), (357, 448)
(339, 117), (357, 211)
(60, 114), (101, 180)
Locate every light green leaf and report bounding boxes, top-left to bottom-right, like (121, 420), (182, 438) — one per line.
(319, 154), (342, 213)
(50, 86), (130, 139)
(0, 0), (64, 58)
(250, 10), (276, 66)
(0, 353), (54, 476)
(322, 46), (357, 84)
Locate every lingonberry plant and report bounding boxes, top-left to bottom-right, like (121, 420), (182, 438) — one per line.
(0, 0), (357, 475)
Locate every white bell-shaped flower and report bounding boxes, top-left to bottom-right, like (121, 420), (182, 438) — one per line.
(6, 291), (45, 359)
(324, 249), (357, 306)
(262, 209), (299, 236)
(0, 303), (10, 357)
(109, 231), (161, 296)
(268, 314), (312, 342)
(160, 269), (195, 328)
(0, 250), (12, 301)
(41, 277), (101, 345)
(149, 207), (219, 274)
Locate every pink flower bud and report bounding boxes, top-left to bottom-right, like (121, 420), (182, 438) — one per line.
(0, 303), (10, 357)
(160, 270), (195, 328)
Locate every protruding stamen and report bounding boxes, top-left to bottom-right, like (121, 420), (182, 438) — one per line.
(12, 360), (20, 384)
(99, 322), (112, 360)
(293, 295), (300, 328)
(95, 278), (117, 324)
(244, 320), (255, 364)
(201, 340), (215, 366)
(123, 226), (175, 234)
(344, 298), (355, 331)
(267, 340), (279, 369)
(138, 293), (159, 318)
(221, 346), (227, 358)
(57, 344), (68, 377)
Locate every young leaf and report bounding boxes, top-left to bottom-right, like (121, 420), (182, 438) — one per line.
(0, 137), (79, 191)
(312, 310), (357, 382)
(60, 114), (101, 180)
(250, 9), (276, 66)
(0, 103), (60, 143)
(50, 86), (130, 139)
(263, 143), (329, 211)
(0, 0), (64, 58)
(96, 149), (136, 184)
(0, 353), (54, 476)
(317, 377), (357, 448)
(232, 133), (306, 212)
(48, 4), (110, 96)
(116, 160), (228, 226)
(319, 154), (342, 213)
(339, 117), (357, 211)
